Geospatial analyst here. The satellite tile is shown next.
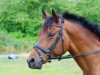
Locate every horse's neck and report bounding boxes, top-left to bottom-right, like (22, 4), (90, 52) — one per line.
(64, 20), (100, 73)
(65, 20), (100, 52)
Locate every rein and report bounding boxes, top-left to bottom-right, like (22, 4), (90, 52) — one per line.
(33, 17), (100, 62)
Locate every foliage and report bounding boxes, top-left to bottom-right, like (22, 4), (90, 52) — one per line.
(0, 31), (35, 53)
(0, 0), (100, 53)
(0, 0), (100, 36)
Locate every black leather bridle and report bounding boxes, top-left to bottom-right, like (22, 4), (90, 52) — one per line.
(33, 17), (100, 63)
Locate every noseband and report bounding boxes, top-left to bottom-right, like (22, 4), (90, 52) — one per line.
(33, 17), (100, 62)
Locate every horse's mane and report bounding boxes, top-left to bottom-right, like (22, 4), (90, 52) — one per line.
(62, 11), (100, 37)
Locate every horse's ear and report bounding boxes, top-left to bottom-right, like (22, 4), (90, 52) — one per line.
(42, 9), (49, 19)
(52, 9), (59, 23)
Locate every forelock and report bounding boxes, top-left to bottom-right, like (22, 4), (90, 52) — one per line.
(43, 16), (53, 30)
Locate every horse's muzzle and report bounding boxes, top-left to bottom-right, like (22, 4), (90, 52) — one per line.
(27, 57), (43, 69)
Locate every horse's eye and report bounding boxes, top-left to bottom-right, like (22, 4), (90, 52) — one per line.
(48, 32), (54, 37)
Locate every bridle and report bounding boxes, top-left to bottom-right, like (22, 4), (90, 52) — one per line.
(33, 16), (100, 63)
(34, 17), (65, 62)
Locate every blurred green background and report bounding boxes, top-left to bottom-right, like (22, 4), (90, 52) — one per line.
(0, 0), (100, 75)
(0, 0), (100, 53)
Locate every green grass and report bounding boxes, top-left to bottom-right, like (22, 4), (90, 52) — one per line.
(0, 56), (82, 75)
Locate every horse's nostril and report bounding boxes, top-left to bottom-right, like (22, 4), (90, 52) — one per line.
(30, 58), (35, 62)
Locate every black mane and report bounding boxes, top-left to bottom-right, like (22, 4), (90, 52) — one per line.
(62, 11), (100, 37)
(43, 11), (100, 37)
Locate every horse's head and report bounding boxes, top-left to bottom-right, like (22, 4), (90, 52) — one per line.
(27, 9), (71, 69)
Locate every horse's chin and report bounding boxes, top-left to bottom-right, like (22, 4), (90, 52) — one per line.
(29, 65), (42, 69)
(28, 61), (43, 69)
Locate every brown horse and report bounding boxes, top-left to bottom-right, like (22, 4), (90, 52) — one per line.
(27, 9), (100, 75)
